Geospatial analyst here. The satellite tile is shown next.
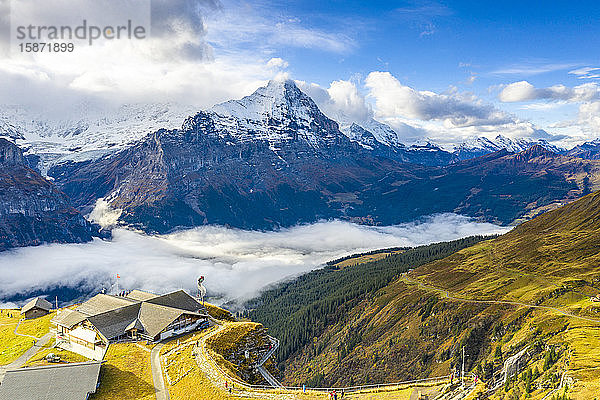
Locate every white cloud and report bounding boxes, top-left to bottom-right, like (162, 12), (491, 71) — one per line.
(0, 40), (276, 110)
(519, 103), (564, 111)
(297, 79), (372, 123)
(0, 0), (313, 111)
(578, 101), (600, 133)
(569, 67), (600, 80)
(492, 63), (579, 76)
(88, 199), (122, 228)
(204, 1), (355, 54)
(495, 80), (600, 143)
(298, 73), (562, 146)
(499, 81), (600, 103)
(498, 81), (537, 102)
(365, 71), (512, 127)
(266, 57), (289, 69)
(326, 80), (372, 121)
(0, 215), (509, 307)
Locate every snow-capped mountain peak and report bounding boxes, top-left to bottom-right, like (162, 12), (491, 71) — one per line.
(211, 79), (322, 123)
(453, 134), (565, 161)
(339, 118), (405, 148)
(0, 103), (197, 174)
(205, 79), (342, 148)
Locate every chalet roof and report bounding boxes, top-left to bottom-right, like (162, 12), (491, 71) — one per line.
(51, 309), (87, 329)
(53, 289), (209, 341)
(87, 303), (141, 341)
(138, 302), (188, 338)
(21, 297), (52, 313)
(126, 289), (158, 302)
(125, 318), (145, 332)
(76, 294), (136, 316)
(146, 290), (205, 313)
(0, 361), (102, 400)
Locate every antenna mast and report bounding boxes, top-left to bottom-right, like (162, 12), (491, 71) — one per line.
(197, 276), (206, 306)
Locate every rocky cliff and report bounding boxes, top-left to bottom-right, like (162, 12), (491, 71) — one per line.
(0, 138), (101, 251)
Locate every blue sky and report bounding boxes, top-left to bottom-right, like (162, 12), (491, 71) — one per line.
(204, 0), (600, 147)
(263, 0), (599, 87)
(1, 0), (600, 148)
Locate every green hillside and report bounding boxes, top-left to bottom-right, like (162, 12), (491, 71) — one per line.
(246, 236), (492, 368)
(248, 191), (600, 399)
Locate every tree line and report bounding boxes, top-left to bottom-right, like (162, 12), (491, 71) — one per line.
(245, 235), (494, 369)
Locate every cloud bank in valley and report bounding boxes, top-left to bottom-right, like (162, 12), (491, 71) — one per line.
(0, 214), (510, 307)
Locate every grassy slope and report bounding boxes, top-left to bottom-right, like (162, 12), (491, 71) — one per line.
(163, 322), (444, 400)
(17, 312), (55, 337)
(333, 249), (405, 270)
(160, 328), (250, 400)
(408, 190), (600, 398)
(90, 343), (154, 400)
(0, 310), (54, 365)
(205, 303), (236, 321)
(281, 191), (600, 398)
(24, 346), (88, 367)
(247, 235), (491, 371)
(205, 321), (271, 384)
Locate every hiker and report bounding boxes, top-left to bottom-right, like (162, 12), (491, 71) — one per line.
(225, 381), (228, 389)
(334, 390), (338, 400)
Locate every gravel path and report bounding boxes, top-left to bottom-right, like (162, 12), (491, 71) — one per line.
(402, 275), (600, 324)
(151, 343), (170, 400)
(0, 332), (52, 383)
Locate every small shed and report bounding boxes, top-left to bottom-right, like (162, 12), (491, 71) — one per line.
(21, 297), (53, 319)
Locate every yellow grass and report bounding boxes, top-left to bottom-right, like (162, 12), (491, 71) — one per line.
(205, 303), (236, 321)
(0, 324), (37, 365)
(464, 383), (486, 400)
(16, 311), (55, 338)
(24, 346), (88, 367)
(334, 250), (404, 270)
(162, 327), (441, 400)
(90, 343), (154, 400)
(205, 321), (267, 381)
(165, 340), (249, 400)
(0, 309), (54, 365)
(0, 308), (20, 325)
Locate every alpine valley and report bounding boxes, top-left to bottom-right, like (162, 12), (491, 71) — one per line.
(3, 79), (600, 247)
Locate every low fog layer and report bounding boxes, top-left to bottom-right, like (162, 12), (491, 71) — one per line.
(0, 215), (510, 307)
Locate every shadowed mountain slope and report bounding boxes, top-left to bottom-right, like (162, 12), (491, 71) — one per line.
(0, 139), (101, 251)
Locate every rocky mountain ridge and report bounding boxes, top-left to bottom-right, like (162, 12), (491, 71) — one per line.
(45, 81), (600, 233)
(3, 79), (600, 239)
(0, 138), (102, 251)
(1, 79), (594, 176)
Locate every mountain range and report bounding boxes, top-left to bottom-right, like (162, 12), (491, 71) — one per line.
(3, 79), (600, 247)
(3, 80), (599, 174)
